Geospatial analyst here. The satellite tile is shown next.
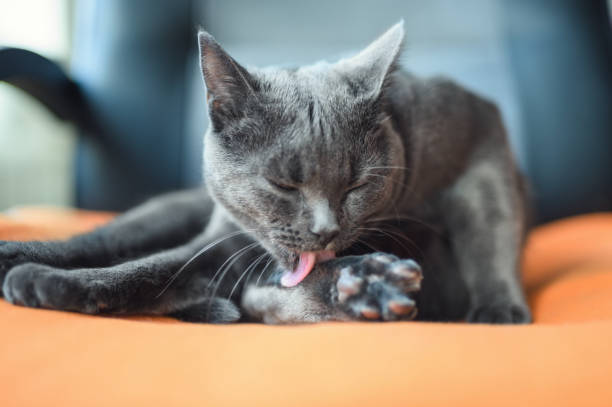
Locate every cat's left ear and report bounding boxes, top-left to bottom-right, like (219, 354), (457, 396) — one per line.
(198, 30), (256, 130)
(334, 21), (405, 98)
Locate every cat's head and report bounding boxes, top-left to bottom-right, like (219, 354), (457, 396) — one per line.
(199, 22), (406, 286)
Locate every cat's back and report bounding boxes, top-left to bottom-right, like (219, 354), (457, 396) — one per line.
(387, 70), (515, 201)
(388, 70), (502, 143)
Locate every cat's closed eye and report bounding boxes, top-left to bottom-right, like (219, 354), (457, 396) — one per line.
(343, 181), (368, 200)
(266, 178), (298, 193)
(345, 181), (368, 194)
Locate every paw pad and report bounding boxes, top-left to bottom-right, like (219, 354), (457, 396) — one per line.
(387, 298), (416, 317)
(360, 306), (381, 320)
(337, 267), (363, 303)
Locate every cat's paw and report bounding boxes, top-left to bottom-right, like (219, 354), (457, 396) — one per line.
(0, 242), (30, 293)
(171, 298), (241, 324)
(3, 264), (100, 313)
(333, 253), (422, 321)
(467, 303), (532, 324)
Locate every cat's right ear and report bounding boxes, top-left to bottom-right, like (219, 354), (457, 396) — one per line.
(198, 31), (255, 130)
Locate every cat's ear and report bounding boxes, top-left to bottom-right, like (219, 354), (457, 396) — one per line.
(198, 30), (256, 129)
(334, 21), (404, 98)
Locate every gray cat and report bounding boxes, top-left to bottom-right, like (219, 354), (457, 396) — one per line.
(0, 22), (531, 324)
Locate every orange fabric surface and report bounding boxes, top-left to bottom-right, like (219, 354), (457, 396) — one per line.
(1, 209), (612, 406)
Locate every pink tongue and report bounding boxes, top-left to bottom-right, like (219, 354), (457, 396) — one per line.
(281, 251), (335, 287)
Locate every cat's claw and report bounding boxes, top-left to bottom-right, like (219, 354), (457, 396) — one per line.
(334, 253), (422, 321)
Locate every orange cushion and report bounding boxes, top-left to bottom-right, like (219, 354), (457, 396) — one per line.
(1, 208), (612, 406)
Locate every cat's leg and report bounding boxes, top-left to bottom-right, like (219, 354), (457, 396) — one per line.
(0, 188), (212, 292)
(241, 253), (422, 324)
(169, 299), (241, 323)
(3, 223), (260, 323)
(438, 152), (531, 324)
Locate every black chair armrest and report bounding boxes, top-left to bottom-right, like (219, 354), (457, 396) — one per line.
(0, 47), (95, 132)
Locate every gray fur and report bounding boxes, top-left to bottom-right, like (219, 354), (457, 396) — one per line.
(0, 22), (530, 324)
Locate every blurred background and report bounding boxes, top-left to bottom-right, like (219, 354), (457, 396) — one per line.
(0, 0), (611, 223)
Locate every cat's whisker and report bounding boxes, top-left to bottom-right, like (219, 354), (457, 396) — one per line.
(209, 242), (259, 310)
(205, 242), (262, 320)
(378, 226), (424, 258)
(365, 216), (441, 235)
(356, 237), (381, 253)
(228, 252), (268, 301)
(256, 257), (275, 287)
(358, 226), (413, 254)
(386, 223), (428, 256)
(357, 225), (424, 259)
(246, 253), (271, 284)
(206, 241), (261, 292)
(155, 230), (251, 299)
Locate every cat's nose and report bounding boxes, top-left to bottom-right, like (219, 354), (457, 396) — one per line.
(309, 199), (339, 247)
(310, 226), (340, 247)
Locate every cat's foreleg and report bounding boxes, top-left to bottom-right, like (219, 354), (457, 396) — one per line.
(241, 253), (422, 324)
(3, 223), (258, 323)
(440, 153), (531, 324)
(0, 188), (212, 291)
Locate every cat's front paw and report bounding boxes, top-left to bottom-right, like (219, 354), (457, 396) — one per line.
(332, 253), (422, 321)
(3, 264), (100, 313)
(467, 303), (532, 324)
(0, 242), (30, 293)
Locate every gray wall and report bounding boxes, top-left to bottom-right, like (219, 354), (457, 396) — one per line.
(68, 0), (612, 222)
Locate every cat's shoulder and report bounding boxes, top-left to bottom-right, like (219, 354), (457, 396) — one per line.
(391, 70), (497, 111)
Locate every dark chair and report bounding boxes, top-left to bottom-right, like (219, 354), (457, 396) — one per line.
(1, 0), (611, 222)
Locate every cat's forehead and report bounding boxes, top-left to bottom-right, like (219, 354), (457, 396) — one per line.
(253, 73), (371, 139)
(243, 67), (383, 179)
(255, 65), (358, 108)
(261, 95), (360, 158)
(263, 140), (356, 186)
(260, 117), (366, 186)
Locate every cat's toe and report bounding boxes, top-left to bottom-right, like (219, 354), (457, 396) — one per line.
(467, 303), (532, 324)
(342, 288), (417, 321)
(3, 264), (44, 307)
(356, 298), (416, 321)
(337, 267), (364, 303)
(387, 297), (417, 316)
(387, 259), (423, 292)
(0, 243), (29, 293)
(4, 264), (99, 313)
(358, 305), (381, 320)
